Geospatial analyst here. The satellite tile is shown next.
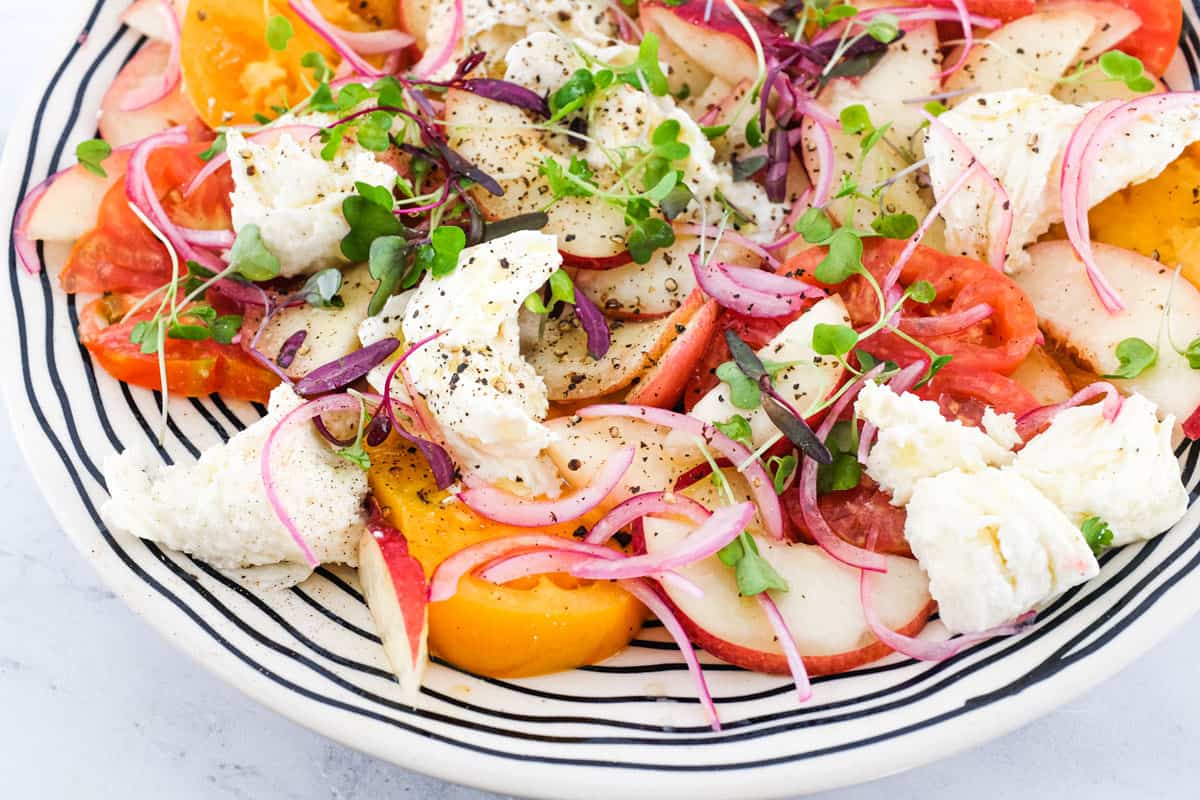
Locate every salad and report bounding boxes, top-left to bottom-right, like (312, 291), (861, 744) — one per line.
(12, 0), (1199, 729)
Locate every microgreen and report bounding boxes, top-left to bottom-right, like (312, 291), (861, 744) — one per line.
(75, 138), (111, 177)
(539, 156), (596, 201)
(717, 361), (764, 409)
(767, 453), (797, 494)
(814, 228), (865, 284)
(341, 182), (404, 263)
(301, 51), (333, 83)
(871, 212), (919, 240)
(816, 419), (861, 494)
(199, 132), (227, 162)
(812, 323), (859, 357)
(266, 14), (294, 51)
(718, 533), (790, 596)
(524, 269), (577, 314)
(367, 236), (408, 316)
(1185, 337), (1200, 369)
(337, 400), (373, 471)
(714, 414), (754, 448)
(228, 224), (282, 282)
(1081, 516), (1114, 556)
(701, 124), (730, 140)
(613, 32), (670, 97)
(796, 207), (836, 244)
(1098, 50), (1156, 93)
(300, 268), (345, 309)
(1102, 337), (1157, 380)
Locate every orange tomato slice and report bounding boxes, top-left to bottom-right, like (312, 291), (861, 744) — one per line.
(368, 445), (646, 678)
(181, 0), (398, 127)
(78, 293), (280, 403)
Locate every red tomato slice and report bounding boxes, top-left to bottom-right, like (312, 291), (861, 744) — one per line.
(784, 477), (911, 557)
(915, 365), (1039, 426)
(78, 293), (279, 403)
(931, 0), (1034, 22)
(788, 239), (1038, 376)
(60, 142), (233, 295)
(1112, 0), (1183, 77)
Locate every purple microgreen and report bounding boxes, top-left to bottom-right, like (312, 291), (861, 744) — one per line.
(765, 126), (790, 203)
(313, 415), (356, 447)
(277, 330), (307, 369)
(365, 411), (392, 447)
(294, 338), (400, 396)
(481, 211), (549, 242)
(460, 78), (550, 117)
(761, 389), (832, 465)
(572, 289), (611, 360)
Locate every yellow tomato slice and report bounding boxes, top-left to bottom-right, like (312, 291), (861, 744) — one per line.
(1082, 142), (1200, 291)
(181, 0), (396, 127)
(368, 444), (646, 678)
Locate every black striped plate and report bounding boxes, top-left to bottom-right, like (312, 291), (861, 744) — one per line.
(3, 3), (1200, 797)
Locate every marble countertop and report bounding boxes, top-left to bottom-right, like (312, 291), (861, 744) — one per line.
(2, 2), (1198, 797)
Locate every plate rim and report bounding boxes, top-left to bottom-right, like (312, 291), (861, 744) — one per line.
(3, 2), (1200, 798)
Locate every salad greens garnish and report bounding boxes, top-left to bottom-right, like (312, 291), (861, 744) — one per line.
(198, 132), (228, 163)
(1103, 337), (1158, 380)
(1081, 516), (1114, 556)
(767, 453), (798, 494)
(816, 420), (861, 494)
(714, 414), (754, 448)
(228, 224), (282, 282)
(265, 14), (294, 52)
(75, 139), (111, 177)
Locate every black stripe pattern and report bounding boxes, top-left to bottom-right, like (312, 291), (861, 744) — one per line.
(4, 3), (1200, 795)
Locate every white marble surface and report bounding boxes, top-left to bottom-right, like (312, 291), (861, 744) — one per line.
(2, 3), (1200, 798)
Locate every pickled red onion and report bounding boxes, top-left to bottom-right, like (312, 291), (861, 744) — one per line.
(757, 593), (812, 702)
(690, 254), (820, 318)
(429, 534), (622, 602)
(585, 492), (711, 545)
(288, 0), (386, 78)
(458, 447), (635, 527)
(1015, 381), (1124, 440)
(577, 404), (785, 540)
(899, 303), (993, 338)
(118, 0), (181, 111)
(412, 0), (463, 79)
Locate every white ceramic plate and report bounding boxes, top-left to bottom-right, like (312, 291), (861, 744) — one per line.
(5, 4), (1200, 798)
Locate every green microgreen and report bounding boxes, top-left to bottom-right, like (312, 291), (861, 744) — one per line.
(1081, 516), (1114, 556)
(75, 138), (111, 177)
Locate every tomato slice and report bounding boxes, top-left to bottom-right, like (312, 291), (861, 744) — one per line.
(60, 142), (233, 295)
(915, 365), (1039, 427)
(931, 0), (1034, 22)
(784, 477), (911, 557)
(788, 239), (1038, 375)
(1113, 0), (1183, 78)
(78, 293), (279, 403)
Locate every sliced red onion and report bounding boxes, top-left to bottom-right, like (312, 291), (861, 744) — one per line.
(922, 110), (1011, 271)
(294, 338), (400, 396)
(861, 568), (1034, 660)
(126, 126), (223, 271)
(937, 0), (974, 78)
(572, 503), (753, 581)
(1060, 97), (1182, 313)
(459, 78), (549, 117)
(313, 414), (357, 447)
(796, 99), (835, 207)
(585, 492), (711, 545)
(620, 577), (720, 730)
(119, 0), (181, 111)
(429, 533), (623, 602)
(757, 593), (812, 702)
(376, 332), (457, 489)
(725, 264), (821, 297)
(674, 223), (780, 267)
(179, 226), (235, 249)
(276, 330), (307, 369)
(608, 0), (643, 43)
(288, 0), (385, 78)
(900, 303), (993, 338)
(477, 548), (704, 599)
(797, 367), (889, 572)
(365, 412), (392, 446)
(572, 289), (612, 359)
(690, 254), (815, 318)
(577, 405), (785, 540)
(329, 27), (414, 55)
(413, 0), (463, 79)
(882, 159), (979, 301)
(809, 6), (999, 45)
(262, 392), (363, 567)
(1015, 381), (1124, 440)
(765, 126), (790, 204)
(458, 447), (635, 527)
(13, 174), (52, 275)
(185, 125), (321, 198)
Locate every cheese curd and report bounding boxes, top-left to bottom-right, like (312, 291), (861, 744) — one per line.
(1013, 393), (1189, 545)
(502, 33), (786, 242)
(925, 89), (1200, 271)
(906, 468), (1100, 634)
(401, 230), (562, 497)
(100, 386), (367, 573)
(688, 296), (849, 448)
(855, 382), (1018, 504)
(227, 128), (396, 277)
(422, 0), (616, 81)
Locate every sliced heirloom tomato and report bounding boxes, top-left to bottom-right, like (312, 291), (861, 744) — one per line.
(915, 365), (1039, 425)
(60, 142), (233, 295)
(182, 0), (399, 127)
(931, 0), (1035, 22)
(367, 445), (645, 678)
(788, 238), (1038, 375)
(1112, 0), (1183, 77)
(784, 477), (911, 558)
(79, 293), (280, 403)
